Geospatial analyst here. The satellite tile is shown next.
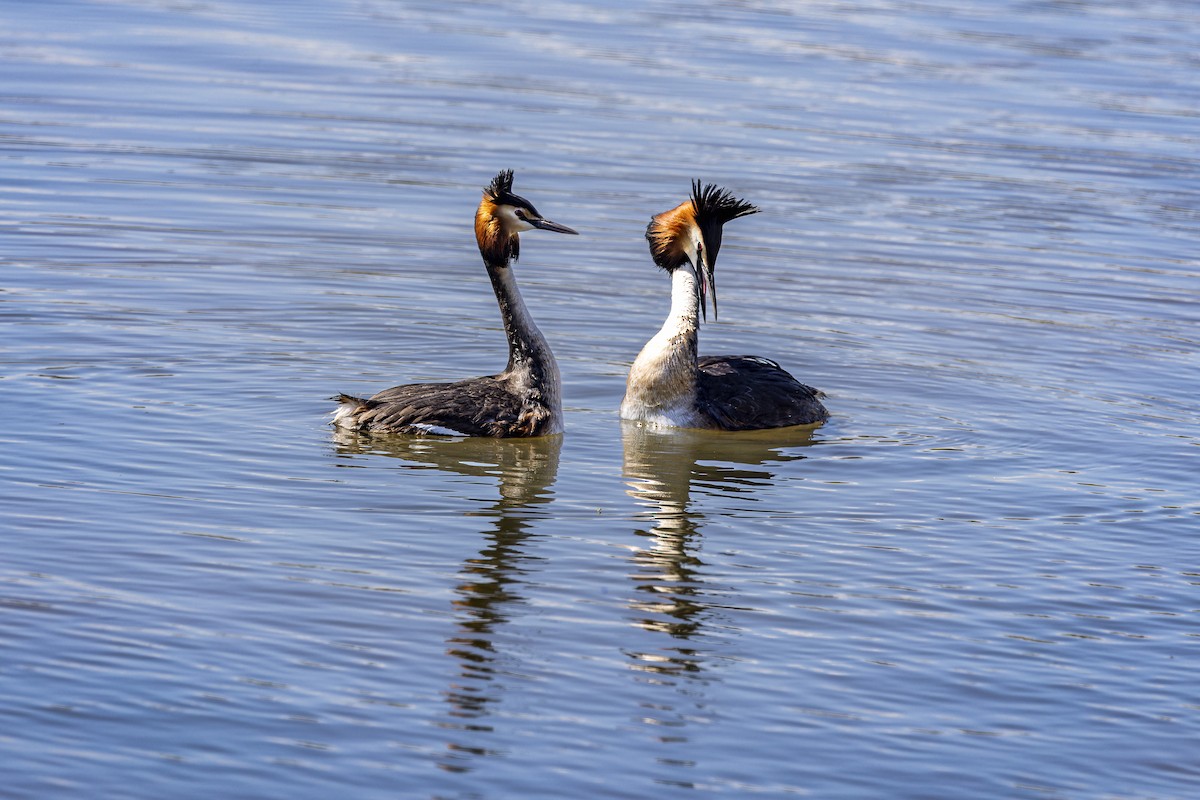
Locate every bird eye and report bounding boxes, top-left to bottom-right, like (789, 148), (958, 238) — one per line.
(515, 209), (529, 221)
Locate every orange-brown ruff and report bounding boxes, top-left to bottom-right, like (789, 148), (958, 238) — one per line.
(333, 170), (577, 437)
(646, 200), (695, 275)
(475, 189), (519, 266)
(621, 181), (828, 431)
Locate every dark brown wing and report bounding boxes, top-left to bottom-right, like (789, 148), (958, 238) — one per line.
(697, 355), (828, 431)
(340, 375), (551, 437)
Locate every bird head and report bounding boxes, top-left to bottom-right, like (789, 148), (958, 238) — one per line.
(476, 170), (578, 265)
(645, 181), (759, 320)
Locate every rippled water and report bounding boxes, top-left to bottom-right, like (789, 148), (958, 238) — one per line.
(3, 1), (1198, 798)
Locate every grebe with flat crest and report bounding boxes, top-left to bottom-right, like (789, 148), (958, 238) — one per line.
(333, 170), (577, 437)
(621, 181), (828, 430)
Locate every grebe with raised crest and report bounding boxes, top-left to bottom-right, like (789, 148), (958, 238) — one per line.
(621, 181), (828, 431)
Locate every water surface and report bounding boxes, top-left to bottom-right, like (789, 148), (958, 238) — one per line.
(2, 1), (1198, 798)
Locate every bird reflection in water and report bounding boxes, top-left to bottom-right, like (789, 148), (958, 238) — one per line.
(333, 429), (560, 772)
(620, 422), (817, 742)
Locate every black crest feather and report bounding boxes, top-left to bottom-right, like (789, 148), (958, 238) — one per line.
(485, 170), (516, 201)
(690, 181), (760, 225)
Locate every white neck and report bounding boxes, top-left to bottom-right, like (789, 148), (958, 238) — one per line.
(667, 264), (701, 328)
(620, 266), (702, 426)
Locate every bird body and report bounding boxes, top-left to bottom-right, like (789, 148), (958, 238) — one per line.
(333, 171), (576, 437)
(621, 182), (828, 431)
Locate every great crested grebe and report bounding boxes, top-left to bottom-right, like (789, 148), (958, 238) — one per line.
(620, 181), (829, 431)
(333, 170), (577, 437)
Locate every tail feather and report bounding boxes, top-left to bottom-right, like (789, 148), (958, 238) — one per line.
(330, 393), (369, 428)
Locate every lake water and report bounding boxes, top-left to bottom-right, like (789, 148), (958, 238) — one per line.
(2, 1), (1198, 797)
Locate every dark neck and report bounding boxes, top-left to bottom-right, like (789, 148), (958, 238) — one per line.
(484, 259), (555, 380)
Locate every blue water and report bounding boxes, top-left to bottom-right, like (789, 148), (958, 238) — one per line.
(2, 1), (1198, 798)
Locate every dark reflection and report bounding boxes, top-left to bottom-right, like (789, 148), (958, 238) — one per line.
(333, 430), (561, 772)
(620, 422), (817, 736)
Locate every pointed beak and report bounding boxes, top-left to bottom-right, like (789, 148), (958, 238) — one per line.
(529, 217), (578, 235)
(698, 249), (718, 322)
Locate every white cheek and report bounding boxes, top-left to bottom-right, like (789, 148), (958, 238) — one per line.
(681, 238), (700, 267)
(496, 205), (535, 232)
